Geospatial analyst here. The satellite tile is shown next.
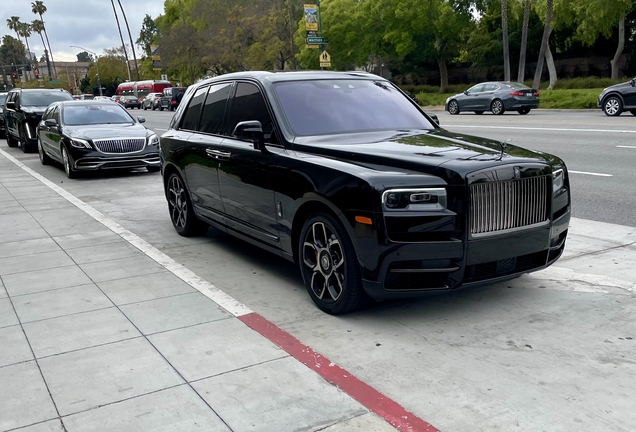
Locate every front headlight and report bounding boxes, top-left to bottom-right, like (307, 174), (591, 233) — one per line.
(70, 138), (91, 149)
(382, 188), (447, 211)
(147, 133), (159, 146)
(553, 168), (565, 193)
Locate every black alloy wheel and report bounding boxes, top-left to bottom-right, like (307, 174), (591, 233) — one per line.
(299, 212), (369, 315)
(166, 173), (208, 236)
(603, 96), (623, 116)
(518, 108), (531, 115)
(491, 99), (505, 115)
(38, 138), (51, 165)
(448, 100), (460, 115)
(474, 111), (484, 115)
(61, 145), (77, 179)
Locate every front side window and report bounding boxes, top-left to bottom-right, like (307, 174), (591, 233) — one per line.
(466, 84), (484, 94)
(227, 82), (276, 142)
(51, 107), (60, 123)
(21, 91), (73, 106)
(199, 83), (231, 135)
(274, 80), (433, 137)
(180, 86), (208, 131)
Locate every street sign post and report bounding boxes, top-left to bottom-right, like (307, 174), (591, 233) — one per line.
(319, 51), (331, 68)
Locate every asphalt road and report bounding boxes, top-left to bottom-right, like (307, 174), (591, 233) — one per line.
(2, 108), (635, 430)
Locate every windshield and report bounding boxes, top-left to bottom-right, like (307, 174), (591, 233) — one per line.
(508, 83), (531, 90)
(274, 80), (433, 136)
(21, 91), (73, 106)
(63, 104), (134, 126)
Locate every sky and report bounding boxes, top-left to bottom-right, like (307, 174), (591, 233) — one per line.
(2, 0), (165, 62)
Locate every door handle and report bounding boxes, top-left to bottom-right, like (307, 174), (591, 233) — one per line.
(206, 148), (231, 160)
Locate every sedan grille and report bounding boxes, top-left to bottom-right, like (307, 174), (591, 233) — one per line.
(93, 138), (145, 154)
(469, 176), (550, 236)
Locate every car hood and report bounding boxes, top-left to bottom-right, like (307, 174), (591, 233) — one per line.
(293, 129), (560, 183)
(601, 80), (634, 93)
(63, 123), (148, 141)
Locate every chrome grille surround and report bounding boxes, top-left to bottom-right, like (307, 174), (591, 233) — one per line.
(93, 138), (146, 154)
(469, 175), (550, 238)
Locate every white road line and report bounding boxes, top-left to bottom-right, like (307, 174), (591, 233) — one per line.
(0, 147), (252, 318)
(569, 171), (613, 177)
(446, 124), (636, 134)
(617, 145), (636, 149)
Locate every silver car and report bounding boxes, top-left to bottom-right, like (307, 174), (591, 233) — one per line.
(445, 82), (539, 115)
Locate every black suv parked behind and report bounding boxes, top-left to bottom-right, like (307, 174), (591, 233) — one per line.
(159, 87), (186, 111)
(0, 92), (8, 138)
(598, 77), (636, 116)
(3, 88), (73, 152)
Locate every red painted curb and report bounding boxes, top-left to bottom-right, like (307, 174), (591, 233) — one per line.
(238, 312), (439, 432)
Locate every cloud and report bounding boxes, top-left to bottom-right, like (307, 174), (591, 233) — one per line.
(2, 0), (164, 61)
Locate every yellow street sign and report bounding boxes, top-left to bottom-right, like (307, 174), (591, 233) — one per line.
(319, 50), (331, 67)
(307, 44), (319, 49)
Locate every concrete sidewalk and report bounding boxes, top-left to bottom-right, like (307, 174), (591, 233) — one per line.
(0, 156), (399, 431)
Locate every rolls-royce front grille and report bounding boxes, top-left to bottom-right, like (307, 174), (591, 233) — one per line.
(93, 138), (145, 153)
(470, 176), (550, 236)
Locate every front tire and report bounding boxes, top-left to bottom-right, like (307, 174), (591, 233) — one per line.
(298, 212), (369, 315)
(491, 99), (505, 115)
(38, 138), (52, 165)
(603, 96), (623, 116)
(166, 173), (208, 236)
(6, 131), (18, 147)
(448, 100), (460, 115)
(62, 145), (77, 179)
(159, 106), (164, 111)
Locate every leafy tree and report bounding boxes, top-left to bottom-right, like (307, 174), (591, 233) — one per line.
(76, 51), (94, 63)
(136, 14), (159, 57)
(0, 35), (27, 72)
(87, 47), (128, 90)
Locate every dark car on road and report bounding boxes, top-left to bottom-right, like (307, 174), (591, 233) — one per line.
(597, 77), (636, 116)
(446, 82), (539, 115)
(159, 71), (570, 315)
(0, 91), (8, 138)
(119, 95), (142, 109)
(37, 100), (160, 178)
(159, 87), (186, 111)
(3, 88), (74, 152)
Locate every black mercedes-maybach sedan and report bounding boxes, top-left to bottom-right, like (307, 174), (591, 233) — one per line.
(37, 100), (161, 178)
(159, 71), (570, 315)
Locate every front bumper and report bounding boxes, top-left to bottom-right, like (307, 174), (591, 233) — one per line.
(72, 151), (160, 171)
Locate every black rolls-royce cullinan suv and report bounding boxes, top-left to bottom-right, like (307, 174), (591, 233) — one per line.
(160, 71), (570, 314)
(37, 100), (161, 178)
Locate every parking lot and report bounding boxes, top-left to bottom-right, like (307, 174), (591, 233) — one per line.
(2, 108), (635, 431)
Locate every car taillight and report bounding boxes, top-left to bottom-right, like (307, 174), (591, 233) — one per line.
(534, 91), (540, 97)
(510, 91), (525, 96)
(172, 100), (177, 104)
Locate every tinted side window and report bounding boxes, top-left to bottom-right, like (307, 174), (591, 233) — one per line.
(467, 85), (484, 94)
(52, 107), (60, 123)
(199, 83), (231, 135)
(42, 106), (53, 120)
(180, 86), (208, 131)
(226, 83), (275, 142)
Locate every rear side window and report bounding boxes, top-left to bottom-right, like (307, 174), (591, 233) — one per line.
(199, 83), (231, 135)
(180, 86), (208, 131)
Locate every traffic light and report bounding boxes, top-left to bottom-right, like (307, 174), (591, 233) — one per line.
(69, 86), (73, 92)
(12, 71), (17, 78)
(35, 71), (40, 79)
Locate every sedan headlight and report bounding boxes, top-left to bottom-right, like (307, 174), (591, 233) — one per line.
(70, 138), (91, 149)
(147, 133), (159, 146)
(382, 188), (447, 211)
(552, 168), (565, 193)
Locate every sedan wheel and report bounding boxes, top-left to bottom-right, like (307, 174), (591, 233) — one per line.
(448, 100), (460, 115)
(603, 97), (622, 116)
(61, 145), (77, 179)
(518, 108), (531, 115)
(166, 173), (208, 236)
(38, 138), (51, 165)
(474, 111), (484, 115)
(299, 212), (369, 315)
(491, 99), (505, 115)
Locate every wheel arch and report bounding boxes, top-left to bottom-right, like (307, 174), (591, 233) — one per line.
(162, 162), (183, 197)
(602, 92), (625, 106)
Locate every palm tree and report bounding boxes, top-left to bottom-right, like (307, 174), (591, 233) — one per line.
(501, 0), (510, 81)
(6, 16), (22, 45)
(110, 0), (132, 81)
(31, 19), (51, 77)
(18, 22), (35, 79)
(517, 0), (531, 83)
(31, 1), (57, 77)
(116, 0), (140, 80)
(532, 0), (553, 90)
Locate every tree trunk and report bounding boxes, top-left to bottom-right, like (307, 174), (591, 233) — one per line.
(545, 44), (557, 90)
(610, 14), (625, 80)
(517, 0), (530, 83)
(24, 36), (33, 80)
(532, 0), (553, 90)
(502, 0), (510, 81)
(110, 0), (132, 82)
(117, 0), (140, 81)
(437, 59), (448, 93)
(39, 13), (57, 78)
(38, 32), (52, 78)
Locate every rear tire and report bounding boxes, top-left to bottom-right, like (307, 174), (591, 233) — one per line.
(298, 212), (370, 315)
(166, 173), (208, 236)
(491, 99), (505, 115)
(6, 132), (18, 147)
(518, 108), (531, 115)
(603, 96), (623, 116)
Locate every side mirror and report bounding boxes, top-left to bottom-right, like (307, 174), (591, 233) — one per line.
(44, 118), (58, 127)
(5, 100), (15, 110)
(631, 78), (636, 87)
(463, 90), (468, 95)
(428, 113), (440, 126)
(232, 120), (266, 151)
(137, 116), (146, 123)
